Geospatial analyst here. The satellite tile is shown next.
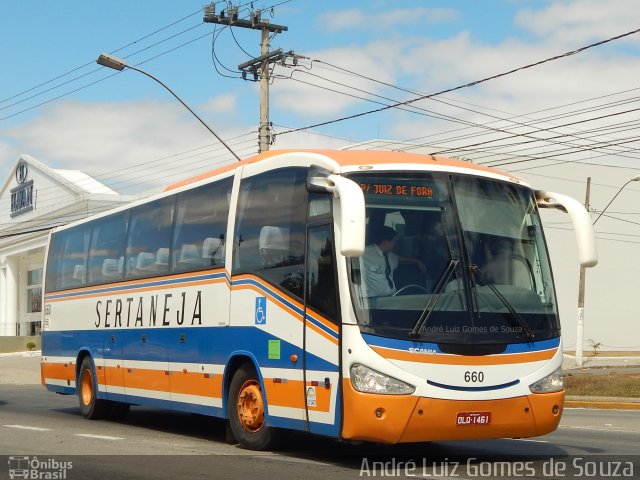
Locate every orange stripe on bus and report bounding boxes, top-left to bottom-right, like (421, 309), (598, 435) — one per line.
(41, 362), (76, 382)
(371, 346), (557, 365)
(164, 369), (223, 398)
(232, 282), (304, 322)
(263, 378), (332, 412)
(105, 366), (222, 399)
(164, 150), (519, 191)
(231, 278), (339, 345)
(304, 320), (339, 345)
(44, 269), (228, 301)
(307, 311), (339, 334)
(122, 367), (170, 393)
(46, 278), (228, 303)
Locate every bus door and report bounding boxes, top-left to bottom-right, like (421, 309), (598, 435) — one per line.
(303, 221), (341, 436)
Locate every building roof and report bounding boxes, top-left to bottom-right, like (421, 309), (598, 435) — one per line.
(53, 169), (117, 195)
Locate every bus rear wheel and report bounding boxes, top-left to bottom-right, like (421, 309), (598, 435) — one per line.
(228, 364), (284, 450)
(78, 356), (110, 420)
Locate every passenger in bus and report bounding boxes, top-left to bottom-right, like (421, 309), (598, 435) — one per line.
(362, 226), (426, 297)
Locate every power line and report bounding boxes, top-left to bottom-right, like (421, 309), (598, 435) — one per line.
(276, 27), (640, 137)
(274, 59), (640, 176)
(0, 8), (205, 110)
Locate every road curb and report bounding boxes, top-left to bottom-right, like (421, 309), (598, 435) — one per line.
(0, 350), (41, 358)
(565, 400), (640, 410)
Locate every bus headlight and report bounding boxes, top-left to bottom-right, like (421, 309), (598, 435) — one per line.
(350, 364), (415, 395)
(529, 367), (563, 393)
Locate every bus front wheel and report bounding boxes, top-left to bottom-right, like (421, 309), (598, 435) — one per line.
(228, 364), (284, 450)
(78, 356), (110, 420)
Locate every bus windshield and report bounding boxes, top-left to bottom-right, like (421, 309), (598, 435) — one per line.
(347, 172), (559, 350)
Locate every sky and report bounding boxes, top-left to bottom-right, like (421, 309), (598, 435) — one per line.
(1, 0), (640, 196)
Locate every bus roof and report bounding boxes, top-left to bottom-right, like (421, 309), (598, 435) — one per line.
(164, 149), (521, 191)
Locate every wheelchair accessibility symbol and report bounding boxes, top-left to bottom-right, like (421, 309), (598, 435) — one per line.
(255, 297), (267, 325)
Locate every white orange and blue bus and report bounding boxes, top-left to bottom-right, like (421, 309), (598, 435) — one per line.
(41, 149), (596, 450)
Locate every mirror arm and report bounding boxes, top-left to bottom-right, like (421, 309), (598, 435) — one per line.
(536, 190), (598, 267)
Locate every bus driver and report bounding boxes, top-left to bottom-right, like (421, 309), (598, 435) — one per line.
(362, 226), (426, 297)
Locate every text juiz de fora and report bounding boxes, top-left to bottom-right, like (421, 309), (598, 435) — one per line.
(95, 291), (203, 328)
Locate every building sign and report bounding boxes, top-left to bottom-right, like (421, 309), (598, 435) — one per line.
(10, 162), (34, 217)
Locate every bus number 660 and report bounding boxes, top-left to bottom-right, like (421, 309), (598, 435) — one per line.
(464, 371), (484, 383)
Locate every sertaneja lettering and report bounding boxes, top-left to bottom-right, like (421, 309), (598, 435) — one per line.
(95, 291), (202, 328)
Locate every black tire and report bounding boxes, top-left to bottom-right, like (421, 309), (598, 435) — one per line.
(77, 356), (111, 420)
(227, 364), (285, 450)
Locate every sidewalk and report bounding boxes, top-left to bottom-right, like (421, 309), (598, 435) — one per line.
(0, 350), (41, 385)
(565, 395), (640, 410)
(562, 353), (640, 371)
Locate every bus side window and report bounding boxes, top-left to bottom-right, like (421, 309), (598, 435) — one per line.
(87, 212), (127, 284)
(171, 177), (231, 273)
(126, 197), (175, 279)
(233, 168), (307, 298)
(56, 226), (91, 290)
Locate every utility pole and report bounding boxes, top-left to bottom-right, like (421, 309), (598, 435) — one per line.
(204, 3), (288, 153)
(576, 176), (591, 367)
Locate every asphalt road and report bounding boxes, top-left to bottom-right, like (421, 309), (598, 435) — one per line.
(1, 355), (639, 479)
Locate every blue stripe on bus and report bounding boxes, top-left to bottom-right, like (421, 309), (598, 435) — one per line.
(233, 277), (305, 316)
(233, 277), (339, 341)
(42, 327), (338, 371)
(362, 334), (560, 354)
(45, 272), (228, 301)
(305, 311), (339, 341)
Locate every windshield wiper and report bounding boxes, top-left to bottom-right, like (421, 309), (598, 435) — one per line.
(410, 258), (459, 338)
(470, 266), (535, 341)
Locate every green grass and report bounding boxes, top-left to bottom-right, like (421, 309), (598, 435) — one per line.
(564, 372), (640, 398)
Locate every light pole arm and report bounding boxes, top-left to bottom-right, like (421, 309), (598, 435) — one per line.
(125, 65), (242, 163)
(592, 179), (634, 225)
(96, 53), (241, 163)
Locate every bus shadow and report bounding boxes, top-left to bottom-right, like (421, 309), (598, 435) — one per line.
(53, 405), (229, 443)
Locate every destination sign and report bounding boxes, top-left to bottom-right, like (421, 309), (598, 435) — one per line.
(358, 182), (434, 198)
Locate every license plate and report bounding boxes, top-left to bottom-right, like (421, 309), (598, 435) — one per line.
(456, 411), (491, 426)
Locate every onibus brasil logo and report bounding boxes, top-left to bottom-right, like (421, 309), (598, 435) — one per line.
(8, 456), (73, 479)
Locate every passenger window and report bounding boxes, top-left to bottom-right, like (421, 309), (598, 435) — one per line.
(233, 168), (307, 298)
(172, 177), (232, 272)
(48, 225), (91, 290)
(87, 213), (127, 284)
(125, 197), (175, 279)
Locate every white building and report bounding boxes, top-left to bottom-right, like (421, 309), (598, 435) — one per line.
(0, 155), (136, 336)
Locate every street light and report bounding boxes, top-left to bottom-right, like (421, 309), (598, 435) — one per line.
(592, 174), (640, 225)
(575, 174), (640, 367)
(96, 53), (241, 162)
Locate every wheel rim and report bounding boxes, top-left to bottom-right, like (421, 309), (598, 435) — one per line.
(81, 368), (93, 406)
(236, 379), (264, 432)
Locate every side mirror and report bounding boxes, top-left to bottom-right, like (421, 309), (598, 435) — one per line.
(308, 173), (365, 257)
(536, 190), (597, 267)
